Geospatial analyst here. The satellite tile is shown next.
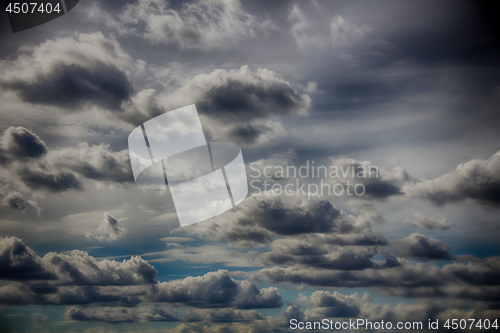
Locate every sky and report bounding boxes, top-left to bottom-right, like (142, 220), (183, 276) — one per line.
(0, 0), (500, 332)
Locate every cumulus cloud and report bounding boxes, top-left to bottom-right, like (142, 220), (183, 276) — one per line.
(0, 237), (283, 309)
(391, 233), (454, 261)
(0, 127), (133, 210)
(86, 213), (128, 242)
(153, 65), (311, 145)
(153, 270), (282, 309)
(0, 236), (156, 286)
(405, 213), (454, 230)
(404, 150), (500, 207)
(183, 193), (350, 247)
(119, 0), (273, 49)
(0, 32), (133, 110)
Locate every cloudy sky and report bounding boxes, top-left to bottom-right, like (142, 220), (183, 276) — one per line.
(0, 0), (500, 332)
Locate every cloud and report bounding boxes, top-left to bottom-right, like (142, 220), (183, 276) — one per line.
(65, 306), (178, 323)
(288, 5), (324, 49)
(183, 193), (349, 247)
(158, 65), (311, 145)
(0, 127), (47, 161)
(260, 238), (381, 270)
(329, 15), (371, 48)
(0, 127), (133, 210)
(391, 233), (454, 261)
(182, 308), (263, 323)
(254, 259), (445, 289)
(405, 213), (454, 230)
(119, 0), (273, 49)
(0, 32), (133, 110)
(288, 6), (371, 50)
(1, 191), (40, 214)
(0, 236), (56, 281)
(0, 236), (156, 286)
(404, 150), (500, 207)
(153, 270), (282, 309)
(325, 156), (412, 199)
(85, 213), (128, 242)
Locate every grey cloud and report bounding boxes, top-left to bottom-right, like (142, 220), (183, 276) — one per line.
(0, 236), (157, 286)
(156, 65), (311, 145)
(255, 259), (445, 288)
(0, 32), (133, 111)
(0, 127), (133, 209)
(302, 291), (361, 318)
(2, 191), (40, 214)
(4, 63), (132, 110)
(391, 233), (454, 261)
(405, 213), (454, 230)
(326, 156), (412, 199)
(404, 150), (500, 207)
(260, 238), (379, 270)
(118, 0), (274, 49)
(0, 236), (56, 281)
(443, 257), (500, 286)
(65, 306), (178, 323)
(17, 167), (83, 193)
(85, 213), (128, 243)
(153, 270), (282, 309)
(184, 193), (349, 247)
(0, 127), (47, 161)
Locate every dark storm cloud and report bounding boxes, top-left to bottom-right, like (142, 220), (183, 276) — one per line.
(260, 238), (379, 270)
(144, 65), (312, 146)
(0, 236), (157, 286)
(0, 237), (283, 309)
(0, 32), (133, 111)
(255, 260), (445, 289)
(184, 193), (352, 247)
(443, 257), (500, 286)
(3, 63), (132, 110)
(0, 127), (47, 161)
(153, 270), (282, 309)
(405, 150), (500, 207)
(391, 233), (454, 261)
(0, 236), (56, 281)
(17, 167), (83, 193)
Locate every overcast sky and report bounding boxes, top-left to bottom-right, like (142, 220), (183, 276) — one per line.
(0, 0), (499, 332)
